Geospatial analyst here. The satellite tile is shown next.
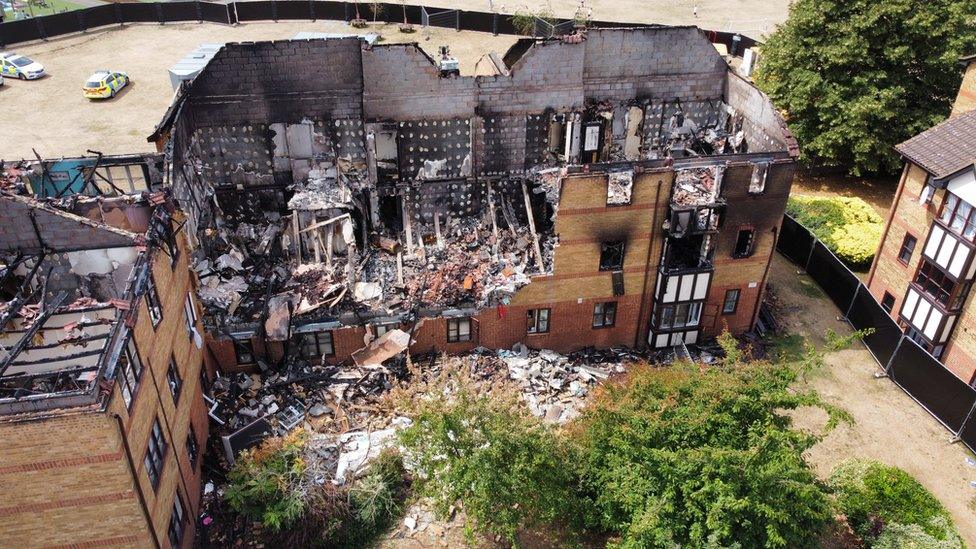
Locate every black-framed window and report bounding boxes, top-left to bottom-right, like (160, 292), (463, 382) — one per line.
(186, 425), (199, 468)
(145, 274), (163, 328)
(898, 234), (917, 265)
(168, 491), (186, 548)
(657, 302), (702, 329)
(592, 302), (617, 328)
(599, 241), (625, 271)
(166, 355), (182, 404)
(733, 229), (755, 258)
(299, 331), (334, 358)
(447, 317), (472, 342)
(119, 338), (144, 410)
(722, 289), (740, 314)
(939, 193), (976, 240)
(144, 418), (167, 490)
(233, 338), (254, 365)
(881, 292), (895, 313)
(527, 308), (550, 334)
(914, 260), (957, 307)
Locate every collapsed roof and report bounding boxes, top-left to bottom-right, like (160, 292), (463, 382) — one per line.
(155, 26), (795, 341)
(0, 190), (175, 415)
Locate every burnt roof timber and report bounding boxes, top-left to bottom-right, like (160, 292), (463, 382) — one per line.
(0, 252), (46, 331)
(0, 291), (68, 378)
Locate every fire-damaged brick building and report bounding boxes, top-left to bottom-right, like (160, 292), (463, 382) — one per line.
(147, 26), (797, 374)
(867, 55), (976, 384)
(0, 186), (209, 548)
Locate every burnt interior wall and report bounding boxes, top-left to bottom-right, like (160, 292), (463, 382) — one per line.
(188, 38), (365, 127)
(0, 196), (136, 255)
(724, 73), (796, 154)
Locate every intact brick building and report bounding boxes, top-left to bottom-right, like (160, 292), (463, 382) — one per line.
(148, 26), (797, 373)
(867, 55), (976, 384)
(0, 189), (209, 548)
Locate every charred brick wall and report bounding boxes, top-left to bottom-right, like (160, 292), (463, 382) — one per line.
(0, 196), (136, 254)
(362, 43), (478, 120)
(189, 38), (365, 127)
(703, 160), (794, 336)
(582, 27), (727, 103)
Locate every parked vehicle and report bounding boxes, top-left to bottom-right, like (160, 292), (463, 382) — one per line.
(0, 52), (45, 79)
(82, 70), (130, 99)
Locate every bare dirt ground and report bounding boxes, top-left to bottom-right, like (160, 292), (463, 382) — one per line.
(0, 20), (518, 160)
(769, 254), (976, 544)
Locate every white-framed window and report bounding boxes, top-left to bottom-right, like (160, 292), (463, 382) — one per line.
(527, 308), (550, 333)
(447, 317), (472, 342)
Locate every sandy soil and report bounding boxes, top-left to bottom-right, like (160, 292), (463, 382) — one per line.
(769, 254), (976, 544)
(0, 20), (518, 160)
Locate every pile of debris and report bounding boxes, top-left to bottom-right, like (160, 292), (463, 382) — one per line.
(672, 166), (723, 206)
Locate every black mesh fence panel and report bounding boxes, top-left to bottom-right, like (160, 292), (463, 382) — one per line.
(235, 1), (275, 21)
(200, 1), (231, 23)
(806, 241), (859, 312)
(0, 18), (42, 44)
(85, 4), (119, 28)
(120, 3), (160, 23)
(776, 215), (815, 266)
(890, 339), (976, 433)
(847, 285), (902, 367)
(37, 11), (82, 36)
(458, 10), (494, 33)
(276, 1), (314, 20)
(161, 2), (202, 22)
(959, 409), (976, 449)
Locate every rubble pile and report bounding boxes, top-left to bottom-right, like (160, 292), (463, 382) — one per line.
(673, 166), (723, 206)
(662, 107), (745, 157)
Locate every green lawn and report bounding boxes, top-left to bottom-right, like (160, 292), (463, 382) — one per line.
(3, 0), (86, 19)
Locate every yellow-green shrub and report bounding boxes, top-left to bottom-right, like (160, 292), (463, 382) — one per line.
(786, 195), (884, 269)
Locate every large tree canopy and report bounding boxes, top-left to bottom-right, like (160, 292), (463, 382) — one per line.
(755, 0), (976, 176)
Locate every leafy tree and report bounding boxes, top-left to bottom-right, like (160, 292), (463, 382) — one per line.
(570, 344), (839, 547)
(396, 361), (579, 544)
(755, 0), (976, 176)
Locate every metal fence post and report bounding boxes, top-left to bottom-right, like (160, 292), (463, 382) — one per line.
(76, 9), (87, 33)
(271, 0), (278, 21)
(34, 17), (47, 40)
(844, 282), (860, 319)
(344, 2), (351, 21)
(803, 233), (816, 271)
(195, 1), (203, 23)
(953, 399), (976, 443)
(492, 12), (498, 35)
(883, 334), (905, 375)
(455, 10), (459, 31)
(309, 0), (316, 21)
(155, 3), (164, 25)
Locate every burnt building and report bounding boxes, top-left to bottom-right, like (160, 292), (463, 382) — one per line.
(867, 55), (976, 384)
(149, 26), (797, 373)
(0, 181), (209, 548)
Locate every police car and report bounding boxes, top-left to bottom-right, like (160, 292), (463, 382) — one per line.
(83, 70), (130, 100)
(0, 52), (46, 80)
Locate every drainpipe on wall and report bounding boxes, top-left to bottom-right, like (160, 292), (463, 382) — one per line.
(867, 162), (911, 286)
(752, 225), (779, 329)
(112, 413), (162, 549)
(634, 175), (663, 349)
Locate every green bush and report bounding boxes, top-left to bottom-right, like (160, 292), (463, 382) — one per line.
(786, 194), (884, 269)
(224, 430), (311, 532)
(336, 448), (410, 548)
(396, 364), (579, 544)
(829, 459), (962, 547)
(572, 356), (835, 548)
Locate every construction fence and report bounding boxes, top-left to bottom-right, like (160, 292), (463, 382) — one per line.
(0, 0), (760, 51)
(777, 214), (976, 452)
